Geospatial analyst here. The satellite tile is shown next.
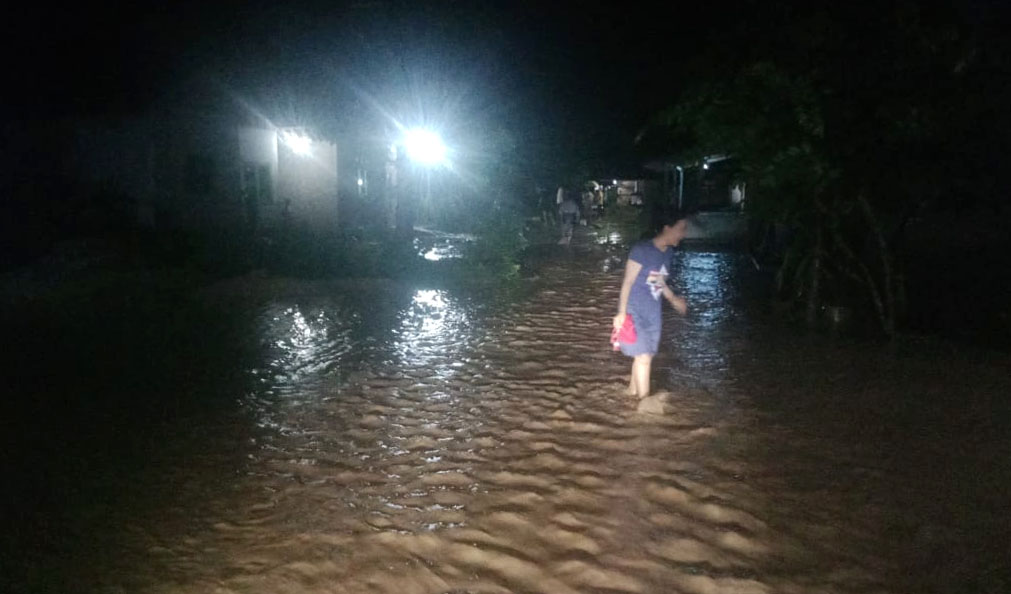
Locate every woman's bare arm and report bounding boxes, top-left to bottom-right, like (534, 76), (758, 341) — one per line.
(614, 260), (642, 328)
(661, 285), (688, 315)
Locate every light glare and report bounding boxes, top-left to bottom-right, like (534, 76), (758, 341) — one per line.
(404, 128), (447, 165)
(282, 131), (312, 156)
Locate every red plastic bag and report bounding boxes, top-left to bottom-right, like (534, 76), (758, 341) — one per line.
(610, 315), (637, 350)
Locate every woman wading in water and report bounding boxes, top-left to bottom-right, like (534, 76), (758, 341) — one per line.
(613, 212), (689, 399)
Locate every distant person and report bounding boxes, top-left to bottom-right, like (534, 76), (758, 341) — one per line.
(556, 185), (566, 205)
(612, 211), (689, 399)
(558, 193), (580, 245)
(581, 190), (594, 223)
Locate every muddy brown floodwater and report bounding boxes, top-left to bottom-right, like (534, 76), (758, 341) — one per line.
(64, 230), (1011, 594)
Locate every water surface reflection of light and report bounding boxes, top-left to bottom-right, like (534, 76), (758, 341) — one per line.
(679, 253), (727, 330)
(670, 252), (737, 381)
(249, 302), (357, 411)
(597, 231), (624, 245)
(414, 235), (466, 262)
(275, 306), (328, 378)
(394, 290), (467, 378)
(412, 290), (449, 335)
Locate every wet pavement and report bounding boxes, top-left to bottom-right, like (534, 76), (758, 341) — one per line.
(10, 226), (1011, 594)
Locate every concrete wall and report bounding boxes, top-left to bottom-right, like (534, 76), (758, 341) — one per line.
(276, 135), (338, 231)
(238, 127), (279, 188)
(75, 120), (339, 231)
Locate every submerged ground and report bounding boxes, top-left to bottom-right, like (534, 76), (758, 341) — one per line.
(3, 223), (1010, 594)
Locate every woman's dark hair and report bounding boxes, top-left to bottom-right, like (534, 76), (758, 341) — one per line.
(649, 207), (692, 235)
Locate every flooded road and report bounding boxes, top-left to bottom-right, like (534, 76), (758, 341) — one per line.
(14, 229), (1011, 594)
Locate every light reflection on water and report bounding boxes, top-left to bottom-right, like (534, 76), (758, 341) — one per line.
(422, 246), (454, 261)
(678, 252), (731, 327)
(257, 304), (356, 386)
(596, 231), (624, 245)
(407, 289), (450, 335)
(666, 251), (741, 384)
(414, 232), (471, 261)
(393, 289), (468, 375)
(250, 288), (471, 400)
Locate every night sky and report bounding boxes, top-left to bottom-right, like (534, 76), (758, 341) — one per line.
(4, 0), (1007, 173)
(4, 1), (731, 167)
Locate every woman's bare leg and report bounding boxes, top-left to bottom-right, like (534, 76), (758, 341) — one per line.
(626, 366), (638, 397)
(633, 354), (653, 399)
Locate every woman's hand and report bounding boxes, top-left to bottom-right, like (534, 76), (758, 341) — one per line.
(613, 312), (627, 330)
(661, 286), (688, 315)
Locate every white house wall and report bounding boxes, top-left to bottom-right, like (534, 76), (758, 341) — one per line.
(75, 119), (338, 230)
(277, 138), (338, 230)
(238, 127), (279, 197)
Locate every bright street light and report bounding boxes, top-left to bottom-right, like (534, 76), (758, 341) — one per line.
(281, 130), (312, 156)
(403, 128), (447, 166)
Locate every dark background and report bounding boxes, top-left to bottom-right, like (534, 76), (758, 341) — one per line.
(2, 1), (747, 166)
(5, 1), (1008, 179)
